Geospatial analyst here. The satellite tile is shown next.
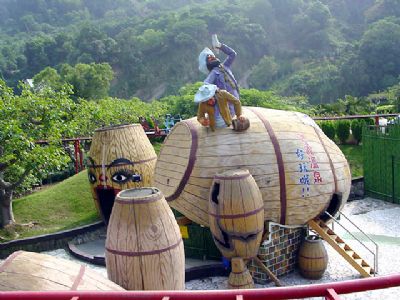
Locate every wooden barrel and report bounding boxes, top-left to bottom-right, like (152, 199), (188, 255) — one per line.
(154, 107), (351, 226)
(228, 257), (254, 289)
(88, 124), (157, 223)
(209, 169), (264, 259)
(105, 187), (185, 290)
(232, 117), (250, 132)
(298, 235), (328, 279)
(0, 251), (124, 291)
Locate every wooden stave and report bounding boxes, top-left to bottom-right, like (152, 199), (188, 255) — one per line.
(0, 251), (124, 291)
(105, 188), (185, 290)
(154, 107), (351, 227)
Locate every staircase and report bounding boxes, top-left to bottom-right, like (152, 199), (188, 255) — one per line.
(308, 219), (375, 278)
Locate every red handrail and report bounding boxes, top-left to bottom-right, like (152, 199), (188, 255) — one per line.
(0, 273), (399, 300)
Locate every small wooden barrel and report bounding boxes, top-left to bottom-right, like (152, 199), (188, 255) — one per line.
(228, 257), (254, 289)
(0, 251), (124, 291)
(105, 187), (185, 290)
(232, 117), (250, 132)
(88, 124), (157, 223)
(298, 235), (328, 279)
(209, 169), (264, 259)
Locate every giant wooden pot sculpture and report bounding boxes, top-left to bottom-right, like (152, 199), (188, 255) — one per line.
(0, 251), (124, 291)
(154, 107), (351, 226)
(88, 124), (157, 223)
(105, 187), (185, 290)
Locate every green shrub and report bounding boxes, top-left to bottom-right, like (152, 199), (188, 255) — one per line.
(319, 121), (336, 140)
(351, 119), (364, 144)
(336, 120), (351, 144)
(365, 118), (375, 126)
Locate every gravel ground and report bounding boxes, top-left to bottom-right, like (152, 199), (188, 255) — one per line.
(41, 197), (400, 299)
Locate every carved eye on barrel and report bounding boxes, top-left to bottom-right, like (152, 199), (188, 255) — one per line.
(88, 172), (97, 184)
(111, 170), (132, 184)
(111, 170), (142, 184)
(132, 174), (142, 182)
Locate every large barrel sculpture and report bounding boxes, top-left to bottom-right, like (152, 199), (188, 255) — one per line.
(105, 187), (185, 290)
(154, 107), (351, 226)
(88, 124), (157, 223)
(209, 169), (264, 259)
(0, 251), (124, 291)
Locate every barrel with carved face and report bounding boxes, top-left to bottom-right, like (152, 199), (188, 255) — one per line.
(87, 124), (157, 223)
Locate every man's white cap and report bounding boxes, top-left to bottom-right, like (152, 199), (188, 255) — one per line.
(194, 84), (217, 103)
(198, 47), (215, 74)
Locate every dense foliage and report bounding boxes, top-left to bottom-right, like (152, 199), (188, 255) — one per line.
(0, 81), (74, 226)
(351, 119), (364, 144)
(319, 121), (336, 140)
(336, 120), (351, 144)
(0, 0), (400, 104)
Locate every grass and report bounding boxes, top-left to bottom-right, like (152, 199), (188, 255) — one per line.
(0, 171), (100, 241)
(338, 144), (363, 178)
(152, 142), (162, 155)
(0, 142), (362, 242)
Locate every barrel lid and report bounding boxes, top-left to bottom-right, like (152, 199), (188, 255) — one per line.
(214, 169), (250, 180)
(94, 123), (141, 132)
(154, 120), (196, 201)
(116, 187), (163, 204)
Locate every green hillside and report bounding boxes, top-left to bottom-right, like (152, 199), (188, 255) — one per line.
(0, 0), (399, 103)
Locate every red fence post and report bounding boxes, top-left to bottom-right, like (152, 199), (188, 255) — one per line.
(375, 116), (379, 126)
(78, 140), (84, 171)
(325, 288), (341, 300)
(73, 140), (79, 174)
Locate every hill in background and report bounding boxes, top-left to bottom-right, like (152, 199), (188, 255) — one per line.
(0, 0), (399, 103)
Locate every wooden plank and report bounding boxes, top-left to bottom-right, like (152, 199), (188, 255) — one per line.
(156, 155), (190, 167)
(195, 153), (277, 168)
(196, 142), (274, 157)
(159, 146), (191, 157)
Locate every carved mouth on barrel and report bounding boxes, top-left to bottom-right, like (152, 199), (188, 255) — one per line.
(95, 186), (120, 224)
(213, 229), (262, 251)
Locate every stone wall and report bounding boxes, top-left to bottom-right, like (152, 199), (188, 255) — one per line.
(249, 222), (306, 284)
(0, 222), (104, 259)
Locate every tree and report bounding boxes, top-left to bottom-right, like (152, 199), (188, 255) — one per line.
(280, 63), (341, 104)
(359, 19), (400, 91)
(33, 66), (63, 91)
(24, 34), (56, 76)
(0, 80), (75, 228)
(249, 56), (279, 90)
(60, 62), (114, 100)
(336, 120), (351, 144)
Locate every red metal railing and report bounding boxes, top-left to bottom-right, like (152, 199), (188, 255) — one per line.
(1, 273), (399, 300)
